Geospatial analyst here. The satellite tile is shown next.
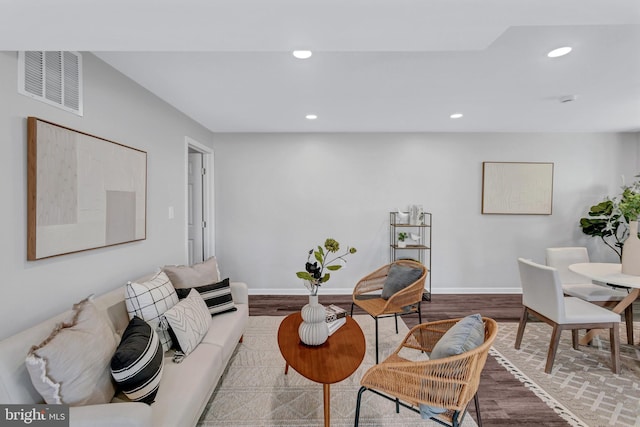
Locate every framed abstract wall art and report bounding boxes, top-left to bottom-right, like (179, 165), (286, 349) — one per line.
(27, 117), (147, 260)
(482, 161), (554, 215)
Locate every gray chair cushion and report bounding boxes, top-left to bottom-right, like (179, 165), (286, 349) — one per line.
(430, 313), (485, 359)
(381, 264), (423, 300)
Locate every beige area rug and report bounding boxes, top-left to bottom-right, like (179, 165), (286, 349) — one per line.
(198, 315), (478, 427)
(492, 322), (640, 427)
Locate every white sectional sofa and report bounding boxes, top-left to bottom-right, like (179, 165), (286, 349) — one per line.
(0, 280), (249, 427)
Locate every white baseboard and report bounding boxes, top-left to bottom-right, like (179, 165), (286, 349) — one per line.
(248, 287), (522, 295)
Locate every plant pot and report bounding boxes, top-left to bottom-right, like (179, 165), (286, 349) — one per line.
(622, 220), (640, 276)
(298, 295), (329, 346)
(398, 241), (407, 248)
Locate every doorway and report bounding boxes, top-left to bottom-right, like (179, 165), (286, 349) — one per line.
(185, 137), (213, 265)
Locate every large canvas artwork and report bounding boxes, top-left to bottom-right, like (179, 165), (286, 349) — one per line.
(482, 161), (554, 215)
(27, 117), (147, 260)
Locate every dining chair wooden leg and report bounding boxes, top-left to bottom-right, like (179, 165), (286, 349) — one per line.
(514, 307), (528, 349)
(545, 324), (562, 374)
(571, 330), (579, 350)
(624, 305), (634, 345)
(609, 325), (620, 374)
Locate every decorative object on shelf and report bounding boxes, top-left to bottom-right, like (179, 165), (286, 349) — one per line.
(409, 204), (424, 225)
(620, 190), (640, 275)
(395, 209), (409, 224)
(580, 174), (640, 261)
(298, 295), (329, 345)
(397, 232), (408, 248)
(295, 238), (357, 345)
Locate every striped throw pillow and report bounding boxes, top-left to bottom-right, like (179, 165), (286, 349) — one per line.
(175, 278), (237, 316)
(110, 317), (163, 404)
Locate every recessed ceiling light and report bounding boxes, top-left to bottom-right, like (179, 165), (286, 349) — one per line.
(305, 114), (318, 120)
(547, 47), (572, 58)
(450, 113), (463, 119)
(293, 50), (313, 59)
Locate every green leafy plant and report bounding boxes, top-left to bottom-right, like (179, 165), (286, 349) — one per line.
(619, 190), (640, 221)
(580, 174), (640, 260)
(397, 232), (408, 242)
(296, 238), (357, 296)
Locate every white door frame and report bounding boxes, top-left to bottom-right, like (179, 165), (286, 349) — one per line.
(185, 136), (214, 263)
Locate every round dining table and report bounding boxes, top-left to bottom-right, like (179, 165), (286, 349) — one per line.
(569, 262), (639, 345)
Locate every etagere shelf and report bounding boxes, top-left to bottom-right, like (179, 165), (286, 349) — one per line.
(389, 211), (432, 300)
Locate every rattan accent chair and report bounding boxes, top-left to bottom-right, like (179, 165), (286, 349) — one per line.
(354, 317), (498, 427)
(350, 260), (428, 363)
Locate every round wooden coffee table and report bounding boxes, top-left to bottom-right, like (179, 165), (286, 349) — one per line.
(277, 312), (366, 427)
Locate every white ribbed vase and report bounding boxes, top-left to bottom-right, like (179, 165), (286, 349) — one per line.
(298, 295), (329, 346)
(622, 220), (640, 276)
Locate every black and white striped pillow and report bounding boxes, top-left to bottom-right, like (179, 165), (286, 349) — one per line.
(175, 278), (237, 316)
(110, 317), (163, 404)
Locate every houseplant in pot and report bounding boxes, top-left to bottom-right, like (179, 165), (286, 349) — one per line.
(295, 238), (356, 345)
(397, 232), (408, 248)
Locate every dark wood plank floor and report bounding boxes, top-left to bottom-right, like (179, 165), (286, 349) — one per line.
(249, 293), (571, 427)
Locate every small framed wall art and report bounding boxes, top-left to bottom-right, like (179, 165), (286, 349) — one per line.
(481, 161), (554, 215)
(27, 117), (147, 260)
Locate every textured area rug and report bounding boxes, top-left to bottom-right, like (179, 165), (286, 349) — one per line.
(492, 322), (640, 427)
(198, 315), (478, 426)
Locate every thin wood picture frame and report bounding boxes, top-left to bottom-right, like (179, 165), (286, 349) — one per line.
(481, 161), (554, 215)
(27, 117), (147, 260)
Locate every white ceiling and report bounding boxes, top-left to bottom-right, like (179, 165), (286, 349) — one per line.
(2, 0), (640, 132)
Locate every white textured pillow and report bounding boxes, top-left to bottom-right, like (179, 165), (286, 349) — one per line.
(125, 271), (179, 352)
(163, 289), (212, 355)
(25, 297), (119, 405)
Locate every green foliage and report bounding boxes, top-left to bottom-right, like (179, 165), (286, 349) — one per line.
(296, 238), (357, 295)
(398, 232), (408, 242)
(579, 174), (640, 260)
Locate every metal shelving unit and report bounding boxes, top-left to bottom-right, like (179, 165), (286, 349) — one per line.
(389, 211), (432, 300)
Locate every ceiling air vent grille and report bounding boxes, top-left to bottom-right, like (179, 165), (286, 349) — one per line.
(18, 51), (83, 116)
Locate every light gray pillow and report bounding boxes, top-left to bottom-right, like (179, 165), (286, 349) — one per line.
(163, 257), (220, 289)
(419, 314), (485, 419)
(381, 264), (423, 299)
(430, 313), (485, 359)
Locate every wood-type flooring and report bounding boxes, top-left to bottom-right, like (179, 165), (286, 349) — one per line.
(249, 293), (570, 427)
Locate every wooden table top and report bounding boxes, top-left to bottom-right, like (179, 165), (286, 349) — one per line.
(277, 312), (366, 384)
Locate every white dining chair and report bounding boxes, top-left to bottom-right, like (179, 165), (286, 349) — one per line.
(545, 247), (634, 344)
(516, 258), (620, 374)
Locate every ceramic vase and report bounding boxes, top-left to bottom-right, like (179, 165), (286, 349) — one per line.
(298, 295), (329, 346)
(622, 220), (640, 276)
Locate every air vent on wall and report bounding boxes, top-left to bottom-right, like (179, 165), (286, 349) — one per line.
(18, 51), (83, 116)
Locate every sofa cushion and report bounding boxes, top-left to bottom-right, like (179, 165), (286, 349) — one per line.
(125, 272), (179, 352)
(110, 316), (164, 404)
(25, 297), (118, 406)
(175, 278), (237, 317)
(163, 289), (212, 355)
(381, 264), (423, 300)
(163, 257), (220, 289)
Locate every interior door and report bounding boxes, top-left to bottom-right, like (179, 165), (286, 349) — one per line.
(188, 151), (204, 265)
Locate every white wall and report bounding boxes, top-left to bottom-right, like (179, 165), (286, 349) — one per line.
(213, 132), (639, 295)
(0, 52), (214, 340)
